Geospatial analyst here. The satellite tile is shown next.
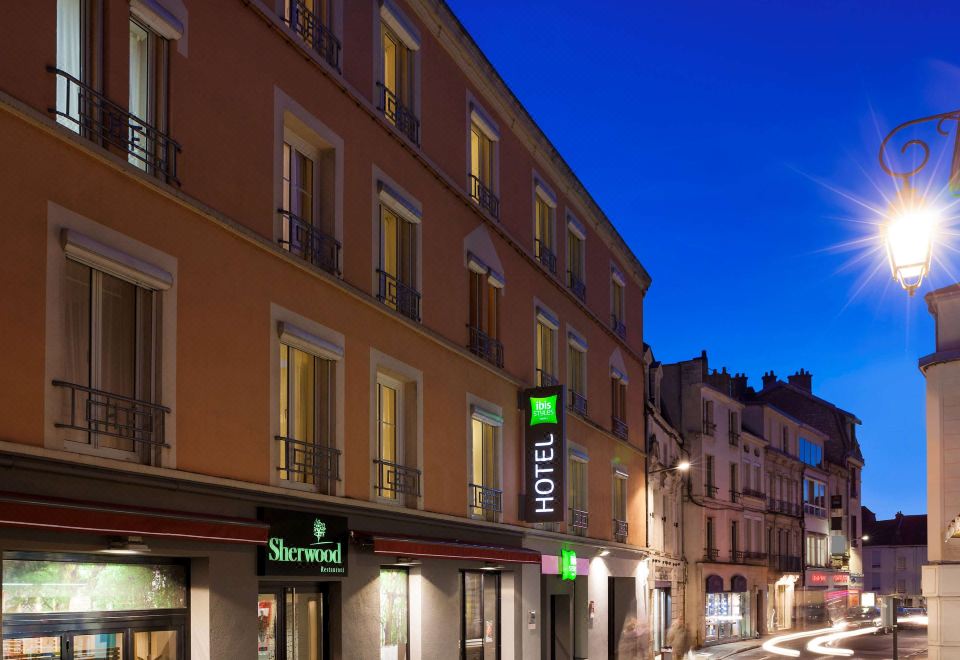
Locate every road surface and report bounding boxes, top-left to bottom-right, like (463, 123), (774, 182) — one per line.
(724, 627), (926, 659)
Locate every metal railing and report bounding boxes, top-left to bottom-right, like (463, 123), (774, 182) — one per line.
(278, 210), (341, 275)
(612, 415), (628, 441)
(730, 490), (742, 503)
(704, 547), (719, 561)
(377, 82), (419, 145)
(283, 0), (341, 71)
(705, 484), (719, 498)
(782, 500), (801, 516)
(53, 380), (169, 450)
(569, 390), (588, 417)
(613, 518), (628, 543)
(374, 458), (421, 498)
(804, 503), (827, 518)
(567, 271), (586, 301)
(469, 174), (500, 219)
(731, 550), (745, 563)
(702, 420), (716, 436)
(470, 483), (503, 513)
(276, 435), (340, 491)
(728, 431), (740, 446)
(535, 239), (557, 274)
(570, 508), (589, 535)
(743, 487), (765, 499)
(377, 269), (421, 322)
(745, 551), (767, 564)
(467, 325), (504, 368)
(48, 67), (181, 185)
(768, 554), (802, 572)
(611, 314), (626, 339)
(536, 369), (559, 387)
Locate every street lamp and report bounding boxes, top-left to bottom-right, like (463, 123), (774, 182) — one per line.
(649, 460), (690, 476)
(882, 186), (937, 295)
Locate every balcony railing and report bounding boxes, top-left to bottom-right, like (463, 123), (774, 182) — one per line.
(731, 550), (745, 563)
(768, 554), (802, 572)
(469, 174), (500, 219)
(48, 67), (181, 185)
(611, 314), (627, 340)
(804, 503), (827, 518)
(782, 500), (801, 516)
(377, 82), (419, 145)
(702, 420), (716, 436)
(278, 210), (341, 275)
(612, 415), (628, 441)
(728, 431), (740, 446)
(704, 547), (719, 562)
(730, 490), (742, 503)
(276, 435), (340, 492)
(374, 458), (421, 498)
(377, 269), (421, 322)
(283, 0), (341, 71)
(613, 518), (628, 543)
(470, 483), (503, 514)
(569, 390), (588, 417)
(743, 487), (765, 499)
(705, 484), (719, 498)
(53, 380), (169, 450)
(745, 551), (767, 564)
(467, 325), (504, 368)
(536, 369), (559, 387)
(570, 508), (589, 535)
(535, 239), (557, 274)
(567, 271), (586, 301)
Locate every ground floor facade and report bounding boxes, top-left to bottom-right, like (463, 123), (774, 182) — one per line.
(686, 562), (766, 648)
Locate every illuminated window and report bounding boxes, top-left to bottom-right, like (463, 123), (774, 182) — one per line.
(376, 375), (403, 501)
(128, 15), (169, 172)
(470, 413), (501, 521)
(534, 189), (556, 273)
(567, 335), (587, 413)
(471, 124), (494, 189)
(378, 204), (419, 320)
(535, 310), (558, 386)
(381, 22), (414, 116)
(566, 217), (586, 298)
(379, 569), (409, 660)
(467, 266), (502, 367)
(569, 452), (588, 536)
(462, 571), (499, 659)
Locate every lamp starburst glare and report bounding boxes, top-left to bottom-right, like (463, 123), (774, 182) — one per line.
(883, 186), (938, 295)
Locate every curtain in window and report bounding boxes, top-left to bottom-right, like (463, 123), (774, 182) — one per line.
(56, 0), (82, 129)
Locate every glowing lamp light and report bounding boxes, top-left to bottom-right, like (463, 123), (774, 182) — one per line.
(676, 460), (691, 472)
(883, 188), (938, 295)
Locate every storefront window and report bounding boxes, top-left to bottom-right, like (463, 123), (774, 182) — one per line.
(704, 592), (747, 643)
(257, 587), (326, 660)
(379, 569), (409, 660)
(462, 571), (499, 660)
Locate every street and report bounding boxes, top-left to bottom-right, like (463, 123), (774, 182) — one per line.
(720, 628), (927, 659)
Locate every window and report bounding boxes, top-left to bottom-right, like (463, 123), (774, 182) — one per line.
(469, 105), (499, 218)
(470, 412), (501, 521)
(897, 580), (906, 594)
(781, 426), (790, 453)
(380, 14), (419, 144)
(611, 373), (628, 440)
(613, 473), (628, 541)
(535, 310), (557, 386)
(705, 455), (716, 495)
(257, 585), (329, 660)
(703, 399), (715, 435)
(278, 339), (337, 494)
(534, 185), (557, 274)
(566, 216), (586, 300)
(56, 0), (93, 131)
(850, 467), (858, 498)
(706, 517), (715, 553)
(284, 0), (340, 70)
(128, 15), (169, 175)
(59, 258), (161, 463)
(806, 534), (828, 567)
(799, 438), (822, 467)
(379, 568), (409, 660)
(804, 478), (827, 516)
(731, 520), (740, 555)
(375, 374), (419, 503)
(730, 463), (739, 501)
(468, 265), (503, 367)
(378, 201), (420, 321)
(896, 556), (906, 571)
(569, 453), (588, 535)
(611, 271), (626, 338)
(850, 515), (858, 541)
(567, 334), (587, 415)
(728, 411), (740, 445)
(462, 571), (499, 660)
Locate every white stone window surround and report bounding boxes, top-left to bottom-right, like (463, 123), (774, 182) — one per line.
(131, 0), (188, 56)
(370, 166), (423, 312)
(44, 202), (178, 467)
(269, 304), (346, 495)
(467, 251), (505, 289)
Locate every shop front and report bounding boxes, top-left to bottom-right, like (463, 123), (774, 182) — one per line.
(765, 574), (798, 631)
(802, 569), (856, 622)
(704, 575), (750, 644)
(646, 557), (682, 659)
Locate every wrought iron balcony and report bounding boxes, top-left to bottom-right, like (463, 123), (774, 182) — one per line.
(536, 369), (559, 387)
(704, 547), (719, 562)
(283, 0), (341, 71)
(470, 483), (503, 514)
(781, 500), (801, 517)
(569, 390), (588, 417)
(567, 270), (586, 301)
(467, 325), (504, 368)
(535, 239), (557, 274)
(804, 503), (827, 518)
(614, 518), (628, 543)
(377, 83), (419, 145)
(570, 508), (589, 535)
(730, 490), (742, 503)
(745, 551), (767, 564)
(731, 550), (745, 563)
(469, 174), (500, 219)
(374, 458), (421, 498)
(743, 487), (765, 499)
(278, 210), (341, 275)
(705, 484), (719, 498)
(377, 269), (421, 322)
(276, 435), (340, 492)
(611, 415), (628, 441)
(728, 431), (740, 446)
(768, 554), (802, 572)
(48, 67), (181, 185)
(767, 497), (780, 513)
(53, 380), (169, 450)
(702, 420), (716, 436)
(611, 314), (626, 340)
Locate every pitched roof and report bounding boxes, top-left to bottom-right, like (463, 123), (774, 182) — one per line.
(863, 513), (927, 546)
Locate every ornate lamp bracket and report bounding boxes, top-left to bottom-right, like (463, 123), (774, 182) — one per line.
(878, 109), (960, 188)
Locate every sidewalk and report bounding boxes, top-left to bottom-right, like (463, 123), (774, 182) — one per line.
(687, 633), (777, 659)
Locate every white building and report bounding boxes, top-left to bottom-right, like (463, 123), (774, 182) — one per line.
(861, 509), (926, 608)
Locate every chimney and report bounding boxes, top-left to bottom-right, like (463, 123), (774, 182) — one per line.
(787, 368), (812, 392)
(761, 370), (777, 390)
(708, 367), (733, 396)
(731, 372), (749, 400)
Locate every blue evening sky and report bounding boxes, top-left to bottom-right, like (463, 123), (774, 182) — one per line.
(445, 0), (960, 518)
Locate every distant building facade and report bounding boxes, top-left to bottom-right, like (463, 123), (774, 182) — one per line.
(862, 508), (927, 608)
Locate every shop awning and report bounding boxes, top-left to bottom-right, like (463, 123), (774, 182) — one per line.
(365, 534), (540, 564)
(0, 491), (268, 545)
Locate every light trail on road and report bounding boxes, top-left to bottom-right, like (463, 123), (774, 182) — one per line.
(806, 626), (880, 656)
(760, 627), (837, 657)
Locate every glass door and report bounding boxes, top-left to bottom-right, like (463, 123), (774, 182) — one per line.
(257, 586), (328, 660)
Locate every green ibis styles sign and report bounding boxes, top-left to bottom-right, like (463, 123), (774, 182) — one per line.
(257, 508), (349, 577)
(521, 385), (566, 523)
(561, 548), (577, 581)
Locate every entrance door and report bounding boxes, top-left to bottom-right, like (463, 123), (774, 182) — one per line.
(549, 595), (572, 660)
(258, 585), (330, 660)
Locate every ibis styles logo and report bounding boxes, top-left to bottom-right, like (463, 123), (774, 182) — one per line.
(529, 395), (558, 426)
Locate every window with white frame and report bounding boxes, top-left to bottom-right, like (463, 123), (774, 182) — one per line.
(379, 0), (420, 144)
(56, 0), (95, 131)
(611, 267), (626, 338)
(535, 307), (558, 386)
(567, 331), (587, 415)
(128, 14), (170, 175)
(613, 471), (628, 542)
(469, 407), (502, 521)
(534, 179), (557, 274)
(469, 103), (500, 218)
(566, 214), (586, 300)
(611, 369), (628, 439)
(467, 255), (503, 368)
(375, 372), (419, 504)
(569, 450), (588, 535)
(377, 183), (421, 322)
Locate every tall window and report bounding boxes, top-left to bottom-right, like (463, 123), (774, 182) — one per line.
(611, 275), (625, 338)
(613, 475), (627, 541)
(806, 534), (828, 567)
(534, 194), (556, 273)
(705, 455), (715, 491)
(278, 342), (336, 493)
(462, 571), (499, 660)
(128, 16), (169, 172)
(380, 20), (418, 142)
(535, 315), (556, 386)
(379, 568), (409, 660)
(702, 399), (715, 435)
(728, 410), (740, 444)
(567, 226), (586, 299)
(611, 375), (628, 439)
(258, 585), (328, 660)
(57, 0), (90, 130)
(470, 416), (500, 521)
(729, 463), (739, 501)
(469, 117), (498, 217)
(376, 376), (404, 501)
(567, 338), (587, 415)
(569, 455), (588, 535)
(731, 520), (739, 555)
(379, 204), (419, 321)
(468, 270), (502, 367)
(781, 425), (790, 453)
(799, 438), (823, 467)
(706, 517), (715, 552)
(61, 259), (159, 460)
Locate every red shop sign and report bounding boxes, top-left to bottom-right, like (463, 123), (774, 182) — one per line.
(808, 572), (827, 585)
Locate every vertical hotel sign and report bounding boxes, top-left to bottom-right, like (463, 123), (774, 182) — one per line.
(521, 385), (566, 522)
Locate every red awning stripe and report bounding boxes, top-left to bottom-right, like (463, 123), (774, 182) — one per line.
(0, 493), (268, 545)
(372, 536), (540, 564)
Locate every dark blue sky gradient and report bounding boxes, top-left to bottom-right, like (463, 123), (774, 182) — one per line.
(445, 0), (960, 518)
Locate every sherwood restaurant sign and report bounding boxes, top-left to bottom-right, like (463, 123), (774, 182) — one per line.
(521, 385), (567, 523)
(257, 508), (349, 577)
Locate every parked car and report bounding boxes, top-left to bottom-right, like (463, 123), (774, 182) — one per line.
(796, 603), (831, 625)
(842, 606), (881, 629)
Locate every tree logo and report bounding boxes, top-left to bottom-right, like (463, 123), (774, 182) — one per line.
(312, 519), (326, 544)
